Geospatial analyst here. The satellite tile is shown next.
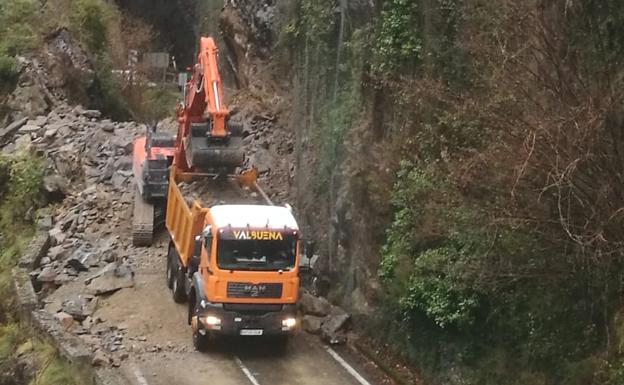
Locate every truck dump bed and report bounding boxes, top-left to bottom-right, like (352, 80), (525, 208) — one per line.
(166, 169), (271, 266)
(178, 178), (267, 207)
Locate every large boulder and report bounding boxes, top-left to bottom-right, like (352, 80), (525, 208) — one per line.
(320, 312), (351, 345)
(299, 292), (332, 317)
(85, 262), (134, 296)
(61, 293), (98, 321)
(301, 315), (323, 334)
(6, 84), (50, 118)
(43, 28), (94, 104)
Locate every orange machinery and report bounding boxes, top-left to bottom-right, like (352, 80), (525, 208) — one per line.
(132, 36), (301, 350)
(165, 166), (300, 350)
(132, 37), (243, 246)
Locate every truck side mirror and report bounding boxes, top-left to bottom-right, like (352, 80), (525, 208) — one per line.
(191, 235), (201, 270)
(305, 241), (316, 260)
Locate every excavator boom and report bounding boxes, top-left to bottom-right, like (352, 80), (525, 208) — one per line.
(176, 37), (243, 172)
(132, 36), (246, 246)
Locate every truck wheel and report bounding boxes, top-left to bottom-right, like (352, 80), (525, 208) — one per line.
(192, 298), (211, 352)
(193, 328), (211, 352)
(274, 335), (289, 354)
(172, 260), (187, 303)
(166, 243), (174, 289)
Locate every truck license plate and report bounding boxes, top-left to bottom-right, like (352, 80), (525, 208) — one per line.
(240, 329), (263, 336)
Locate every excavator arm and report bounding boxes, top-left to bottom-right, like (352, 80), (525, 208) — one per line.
(176, 37), (243, 172)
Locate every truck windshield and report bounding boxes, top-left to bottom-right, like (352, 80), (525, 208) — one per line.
(217, 238), (296, 271)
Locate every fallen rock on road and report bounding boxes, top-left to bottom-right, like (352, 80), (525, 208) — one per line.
(299, 291), (332, 316)
(85, 262), (134, 296)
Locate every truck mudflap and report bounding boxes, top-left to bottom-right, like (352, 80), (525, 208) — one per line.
(197, 301), (297, 336)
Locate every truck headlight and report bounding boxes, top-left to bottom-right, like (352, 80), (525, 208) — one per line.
(282, 318), (296, 328)
(202, 315), (221, 326)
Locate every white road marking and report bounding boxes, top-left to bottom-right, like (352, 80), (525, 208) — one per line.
(131, 364), (150, 385)
(235, 356), (262, 385)
(326, 347), (373, 385)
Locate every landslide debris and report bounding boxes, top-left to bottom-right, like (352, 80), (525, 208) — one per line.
(0, 102), (147, 367)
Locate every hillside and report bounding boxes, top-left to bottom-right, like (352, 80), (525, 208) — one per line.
(1, 1), (624, 385)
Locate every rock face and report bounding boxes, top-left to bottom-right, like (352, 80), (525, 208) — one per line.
(43, 28), (94, 103)
(1, 28), (97, 124)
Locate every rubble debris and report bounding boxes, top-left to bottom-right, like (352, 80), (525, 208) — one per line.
(0, 117), (28, 144)
(61, 293), (98, 321)
(320, 313), (351, 345)
(36, 266), (58, 283)
(85, 262), (134, 295)
(91, 349), (111, 367)
(54, 311), (74, 330)
(65, 244), (99, 271)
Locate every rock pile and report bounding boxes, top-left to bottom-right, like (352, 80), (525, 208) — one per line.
(0, 103), (148, 367)
(1, 103), (143, 301)
(299, 290), (352, 345)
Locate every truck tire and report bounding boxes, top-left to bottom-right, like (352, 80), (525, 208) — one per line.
(172, 259), (187, 303)
(166, 243), (175, 289)
(192, 296), (211, 352)
(273, 335), (289, 354)
(193, 327), (211, 352)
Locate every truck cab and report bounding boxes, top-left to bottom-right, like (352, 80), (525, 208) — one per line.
(189, 205), (300, 344)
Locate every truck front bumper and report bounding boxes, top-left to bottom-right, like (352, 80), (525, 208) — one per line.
(197, 302), (297, 336)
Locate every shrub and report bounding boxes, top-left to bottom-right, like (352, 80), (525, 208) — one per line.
(70, 0), (112, 54)
(0, 153), (45, 227)
(0, 54), (17, 88)
(0, 0), (40, 55)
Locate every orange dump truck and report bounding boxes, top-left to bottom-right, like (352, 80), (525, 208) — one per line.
(165, 166), (300, 350)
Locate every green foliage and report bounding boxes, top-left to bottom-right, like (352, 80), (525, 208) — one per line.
(377, 157), (609, 382)
(293, 0), (624, 383)
(0, 323), (19, 362)
(88, 53), (131, 120)
(0, 153), (45, 230)
(0, 152), (80, 384)
(0, 0), (40, 55)
(70, 0), (112, 54)
(565, 0), (624, 74)
(29, 342), (80, 385)
(401, 246), (481, 329)
(374, 0), (423, 74)
(0, 153), (43, 318)
(0, 54), (17, 86)
(0, 327), (80, 385)
(374, 0), (468, 83)
(139, 86), (178, 121)
(299, 0), (336, 40)
(380, 161), (485, 330)
(314, 86), (361, 192)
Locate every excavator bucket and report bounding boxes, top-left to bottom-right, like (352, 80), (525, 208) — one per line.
(184, 122), (244, 170)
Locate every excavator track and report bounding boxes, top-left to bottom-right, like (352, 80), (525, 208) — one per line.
(132, 187), (155, 247)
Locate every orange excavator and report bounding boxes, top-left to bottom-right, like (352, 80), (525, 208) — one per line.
(132, 37), (244, 246)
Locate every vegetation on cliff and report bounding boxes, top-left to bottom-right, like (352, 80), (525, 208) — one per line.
(289, 0), (624, 383)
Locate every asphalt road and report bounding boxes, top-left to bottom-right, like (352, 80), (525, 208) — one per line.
(91, 235), (387, 385)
